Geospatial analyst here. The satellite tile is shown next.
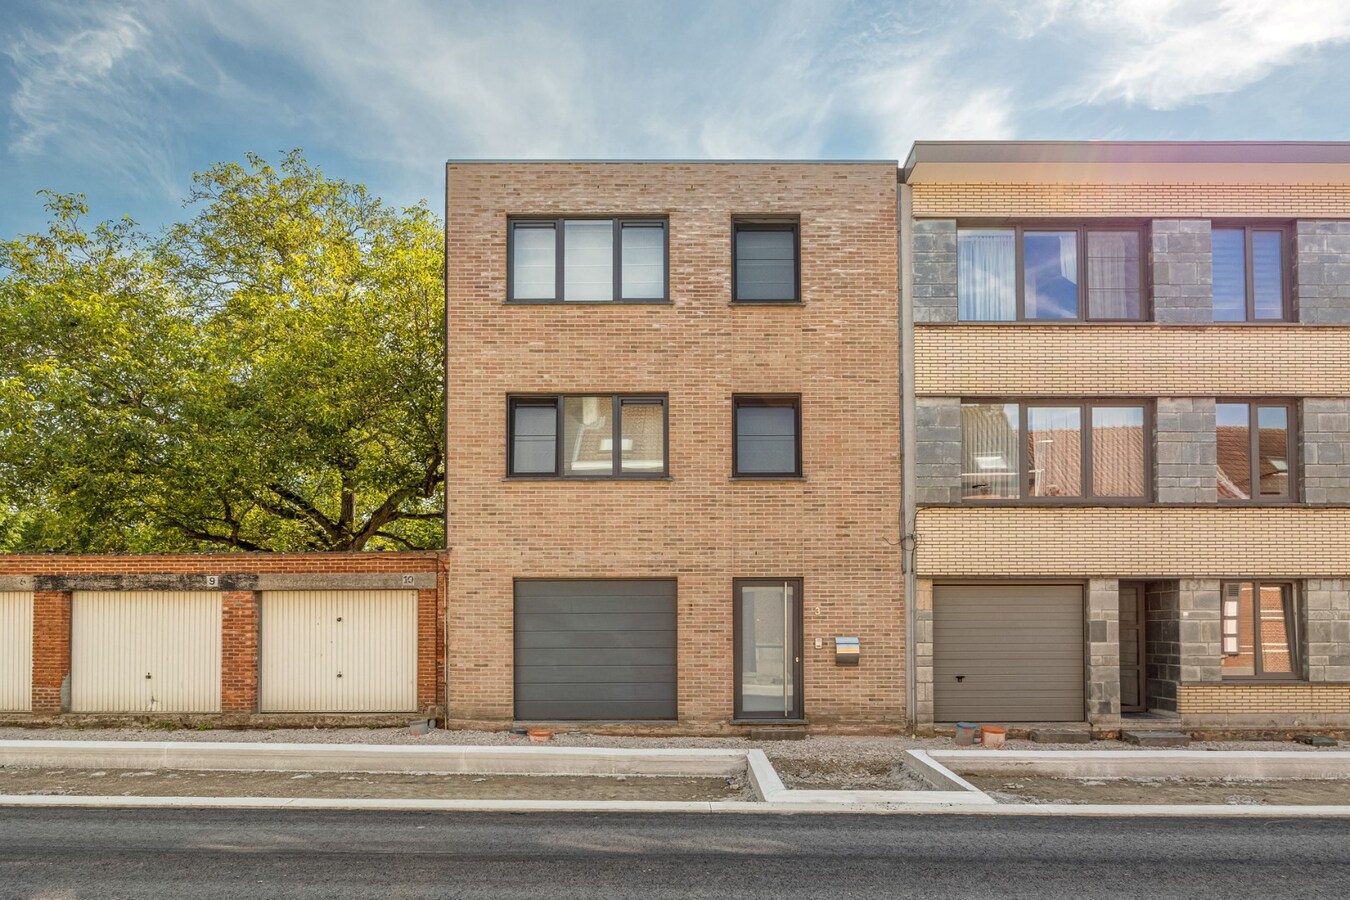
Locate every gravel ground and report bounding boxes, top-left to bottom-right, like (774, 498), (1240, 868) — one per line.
(0, 726), (1338, 791)
(968, 774), (1350, 806)
(0, 766), (749, 801)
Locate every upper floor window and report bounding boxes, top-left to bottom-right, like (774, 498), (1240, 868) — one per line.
(1211, 226), (1288, 321)
(1216, 401), (1295, 501)
(508, 218), (667, 303)
(733, 220), (800, 302)
(1221, 581), (1299, 679)
(957, 226), (1145, 322)
(733, 395), (802, 477)
(508, 394), (667, 477)
(960, 400), (1150, 500)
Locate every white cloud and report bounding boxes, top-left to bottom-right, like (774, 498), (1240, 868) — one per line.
(1026, 0), (1350, 109)
(5, 4), (204, 198)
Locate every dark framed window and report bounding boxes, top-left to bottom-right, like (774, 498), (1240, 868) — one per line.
(732, 395), (801, 477)
(960, 400), (1151, 501)
(507, 218), (668, 303)
(1211, 225), (1289, 321)
(1221, 581), (1300, 680)
(507, 394), (668, 478)
(1215, 401), (1296, 501)
(732, 220), (800, 302)
(957, 224), (1147, 322)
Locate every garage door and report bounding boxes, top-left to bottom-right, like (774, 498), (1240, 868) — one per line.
(72, 591), (222, 713)
(933, 584), (1084, 723)
(260, 590), (417, 713)
(0, 592), (33, 712)
(515, 580), (676, 721)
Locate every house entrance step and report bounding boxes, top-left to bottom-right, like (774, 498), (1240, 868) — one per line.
(1122, 730), (1190, 747)
(1030, 728), (1090, 744)
(749, 727), (808, 741)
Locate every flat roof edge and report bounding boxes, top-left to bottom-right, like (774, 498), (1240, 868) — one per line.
(446, 158), (899, 165)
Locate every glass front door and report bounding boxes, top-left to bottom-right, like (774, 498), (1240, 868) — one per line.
(735, 580), (802, 720)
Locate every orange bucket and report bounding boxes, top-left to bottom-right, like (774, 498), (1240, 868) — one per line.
(980, 725), (1007, 749)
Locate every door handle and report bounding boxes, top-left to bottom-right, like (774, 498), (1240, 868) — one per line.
(955, 675), (965, 682)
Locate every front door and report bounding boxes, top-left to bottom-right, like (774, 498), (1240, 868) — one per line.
(1119, 583), (1146, 713)
(734, 579), (803, 720)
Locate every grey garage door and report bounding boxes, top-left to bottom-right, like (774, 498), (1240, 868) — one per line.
(514, 580), (677, 721)
(933, 584), (1084, 723)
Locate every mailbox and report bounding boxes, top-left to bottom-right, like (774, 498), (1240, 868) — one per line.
(834, 636), (860, 666)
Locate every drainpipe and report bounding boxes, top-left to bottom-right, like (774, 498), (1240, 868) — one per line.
(898, 179), (918, 733)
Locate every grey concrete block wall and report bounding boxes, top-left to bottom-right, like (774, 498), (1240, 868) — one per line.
(1304, 579), (1350, 683)
(1294, 221), (1350, 324)
(1145, 581), (1180, 713)
(914, 398), (963, 503)
(1301, 399), (1350, 504)
(1086, 579), (1121, 723)
(1155, 398), (1217, 503)
(912, 219), (958, 323)
(1178, 579), (1222, 684)
(1151, 220), (1212, 323)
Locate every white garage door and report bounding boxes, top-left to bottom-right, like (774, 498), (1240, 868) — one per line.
(71, 591), (222, 713)
(260, 590), (417, 713)
(0, 592), (33, 712)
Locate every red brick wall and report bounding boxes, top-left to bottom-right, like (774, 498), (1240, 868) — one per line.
(445, 163), (904, 729)
(8, 552), (446, 719)
(30, 591), (69, 714)
(221, 591), (258, 713)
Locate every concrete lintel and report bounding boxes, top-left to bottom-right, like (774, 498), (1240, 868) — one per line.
(254, 573), (437, 591)
(0, 576), (34, 591)
(34, 574), (251, 592)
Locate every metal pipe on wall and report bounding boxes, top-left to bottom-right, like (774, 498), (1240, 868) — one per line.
(898, 179), (918, 732)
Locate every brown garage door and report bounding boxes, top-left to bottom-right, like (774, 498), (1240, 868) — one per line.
(933, 584), (1084, 723)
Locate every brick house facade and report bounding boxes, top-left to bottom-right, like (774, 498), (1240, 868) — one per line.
(905, 142), (1350, 732)
(444, 162), (903, 732)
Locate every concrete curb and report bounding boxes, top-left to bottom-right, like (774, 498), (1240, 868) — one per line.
(928, 748), (1350, 779)
(1, 794), (1348, 817)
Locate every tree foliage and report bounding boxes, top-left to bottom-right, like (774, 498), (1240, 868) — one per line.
(0, 152), (444, 552)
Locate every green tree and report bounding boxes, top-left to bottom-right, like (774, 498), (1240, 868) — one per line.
(0, 153), (444, 552)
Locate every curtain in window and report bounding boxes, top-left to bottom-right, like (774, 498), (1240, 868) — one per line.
(1252, 231), (1284, 320)
(621, 225), (664, 299)
(1086, 231), (1141, 319)
(957, 230), (1015, 320)
(1212, 228), (1247, 321)
(512, 225), (556, 300)
(563, 221), (613, 302)
(960, 403), (1019, 498)
(735, 230), (795, 301)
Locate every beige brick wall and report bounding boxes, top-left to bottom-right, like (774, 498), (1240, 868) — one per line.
(1179, 684), (1350, 715)
(912, 182), (1350, 218)
(916, 507), (1350, 577)
(915, 324), (1350, 396)
(446, 163), (903, 729)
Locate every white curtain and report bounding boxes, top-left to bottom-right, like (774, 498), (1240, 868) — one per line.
(957, 229), (1015, 320)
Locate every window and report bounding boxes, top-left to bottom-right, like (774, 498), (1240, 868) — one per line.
(507, 218), (667, 302)
(960, 401), (1149, 500)
(1211, 226), (1288, 321)
(733, 396), (801, 477)
(507, 395), (667, 477)
(1221, 582), (1299, 679)
(957, 225), (1145, 321)
(1215, 401), (1295, 501)
(733, 221), (799, 302)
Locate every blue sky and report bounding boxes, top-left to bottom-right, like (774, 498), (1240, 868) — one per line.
(4, 0), (1350, 236)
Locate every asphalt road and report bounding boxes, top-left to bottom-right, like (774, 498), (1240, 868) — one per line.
(1, 808), (1347, 899)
